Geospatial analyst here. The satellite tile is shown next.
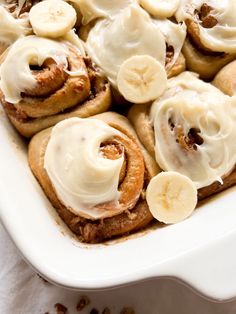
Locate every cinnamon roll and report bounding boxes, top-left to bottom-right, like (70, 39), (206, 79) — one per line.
(176, 1), (236, 79)
(0, 35), (111, 137)
(28, 113), (159, 243)
(129, 72), (236, 199)
(80, 4), (186, 103)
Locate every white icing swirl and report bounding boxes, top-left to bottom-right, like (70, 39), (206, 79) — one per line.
(176, 0), (236, 53)
(44, 117), (124, 219)
(152, 18), (186, 70)
(0, 35), (69, 104)
(150, 72), (236, 189)
(62, 29), (86, 56)
(86, 4), (166, 86)
(0, 6), (30, 53)
(70, 0), (135, 25)
(139, 0), (180, 18)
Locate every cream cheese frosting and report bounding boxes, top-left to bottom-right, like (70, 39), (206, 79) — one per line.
(152, 18), (186, 70)
(62, 29), (86, 56)
(71, 0), (135, 25)
(139, 0), (180, 18)
(86, 4), (166, 86)
(44, 117), (124, 220)
(176, 0), (236, 53)
(0, 35), (75, 104)
(150, 72), (236, 189)
(0, 6), (30, 53)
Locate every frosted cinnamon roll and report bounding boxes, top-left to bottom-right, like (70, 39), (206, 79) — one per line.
(83, 4), (186, 103)
(129, 72), (236, 199)
(0, 35), (111, 137)
(28, 113), (159, 243)
(176, 1), (236, 79)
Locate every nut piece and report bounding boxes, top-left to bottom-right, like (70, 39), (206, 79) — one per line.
(54, 303), (67, 314)
(76, 295), (91, 311)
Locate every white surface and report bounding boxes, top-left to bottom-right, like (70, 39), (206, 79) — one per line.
(1, 222), (236, 314)
(0, 108), (236, 300)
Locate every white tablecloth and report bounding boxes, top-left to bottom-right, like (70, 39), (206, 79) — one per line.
(1, 222), (236, 314)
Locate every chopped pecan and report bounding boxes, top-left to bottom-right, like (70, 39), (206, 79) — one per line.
(198, 3), (218, 28)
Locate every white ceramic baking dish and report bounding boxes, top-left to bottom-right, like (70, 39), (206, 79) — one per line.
(0, 107), (236, 301)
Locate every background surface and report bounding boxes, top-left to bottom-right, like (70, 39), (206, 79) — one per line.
(0, 223), (236, 314)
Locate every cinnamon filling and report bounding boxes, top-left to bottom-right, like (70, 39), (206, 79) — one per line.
(169, 119), (204, 151)
(95, 133), (145, 214)
(19, 0), (34, 14)
(26, 58), (68, 97)
(100, 141), (126, 183)
(165, 44), (174, 66)
(197, 3), (218, 29)
(176, 127), (204, 151)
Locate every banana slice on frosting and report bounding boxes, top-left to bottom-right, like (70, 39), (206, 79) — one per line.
(86, 5), (166, 86)
(146, 171), (197, 224)
(117, 55), (167, 103)
(140, 0), (180, 18)
(29, 0), (77, 38)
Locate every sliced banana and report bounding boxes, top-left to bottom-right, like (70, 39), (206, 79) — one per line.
(139, 0), (179, 18)
(117, 55), (167, 104)
(146, 172), (197, 224)
(29, 0), (77, 38)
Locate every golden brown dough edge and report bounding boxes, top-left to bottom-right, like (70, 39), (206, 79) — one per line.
(2, 79), (112, 138)
(167, 53), (186, 79)
(182, 38), (236, 80)
(128, 103), (236, 200)
(28, 112), (159, 243)
(198, 168), (236, 200)
(128, 103), (156, 159)
(212, 60), (236, 96)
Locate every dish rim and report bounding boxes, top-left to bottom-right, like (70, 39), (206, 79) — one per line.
(0, 108), (236, 301)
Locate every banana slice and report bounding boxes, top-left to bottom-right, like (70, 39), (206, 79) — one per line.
(117, 55), (167, 104)
(139, 0), (179, 18)
(29, 0), (77, 38)
(146, 172), (197, 224)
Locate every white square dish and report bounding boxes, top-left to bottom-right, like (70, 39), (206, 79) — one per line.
(0, 107), (236, 301)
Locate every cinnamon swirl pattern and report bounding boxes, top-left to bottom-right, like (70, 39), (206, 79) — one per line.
(29, 113), (158, 243)
(176, 0), (236, 79)
(0, 35), (111, 137)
